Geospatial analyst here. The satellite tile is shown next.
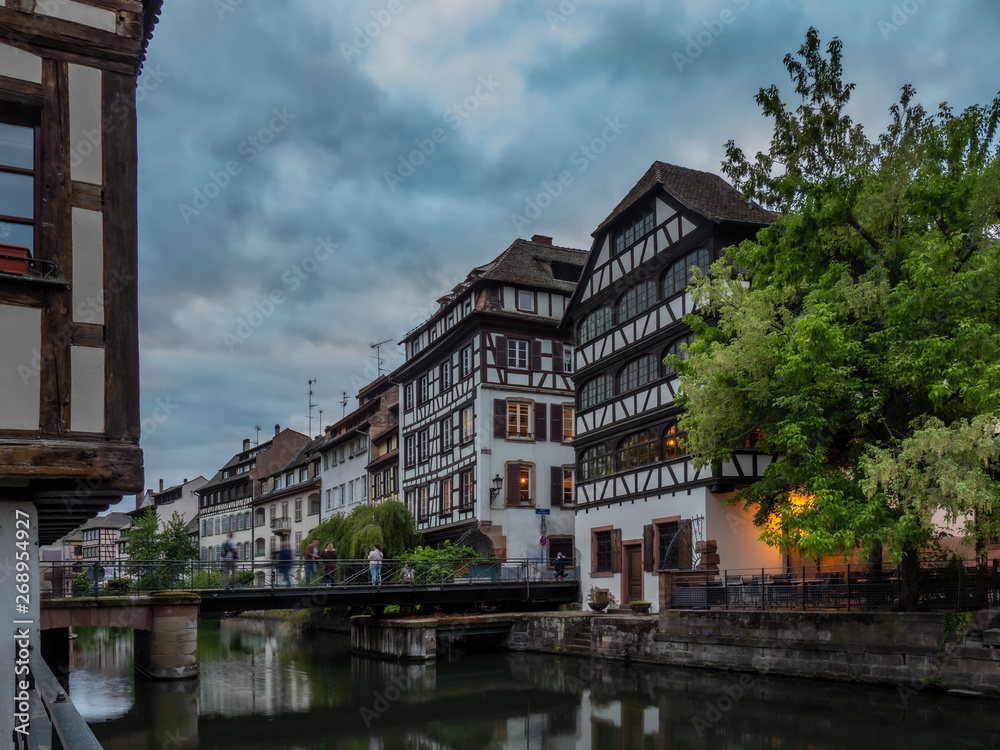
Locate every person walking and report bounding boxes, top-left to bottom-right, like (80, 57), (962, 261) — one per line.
(305, 539), (321, 584)
(221, 532), (239, 589)
(322, 543), (338, 586)
(278, 540), (293, 587)
(368, 543), (383, 587)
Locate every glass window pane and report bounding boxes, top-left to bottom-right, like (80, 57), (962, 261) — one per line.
(0, 123), (33, 170)
(0, 172), (33, 219)
(0, 221), (33, 253)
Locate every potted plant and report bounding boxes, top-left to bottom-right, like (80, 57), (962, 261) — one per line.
(629, 601), (651, 614)
(587, 586), (616, 612)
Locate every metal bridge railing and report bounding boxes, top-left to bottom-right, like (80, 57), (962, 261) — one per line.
(38, 557), (577, 598)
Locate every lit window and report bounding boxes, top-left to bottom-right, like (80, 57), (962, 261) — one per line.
(508, 339), (529, 369)
(507, 464), (533, 506)
(507, 401), (532, 439)
(664, 423), (686, 458)
(562, 468), (574, 506)
(417, 486), (429, 520)
(663, 248), (710, 298)
(460, 470), (474, 508)
(440, 478), (452, 514)
(461, 406), (475, 442)
(562, 405), (574, 442)
(617, 430), (661, 470)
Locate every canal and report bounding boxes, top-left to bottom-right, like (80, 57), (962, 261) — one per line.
(70, 618), (997, 749)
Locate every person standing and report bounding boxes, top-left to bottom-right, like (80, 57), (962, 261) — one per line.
(368, 543), (383, 586)
(278, 540), (293, 587)
(221, 532), (239, 589)
(322, 543), (338, 586)
(305, 539), (321, 584)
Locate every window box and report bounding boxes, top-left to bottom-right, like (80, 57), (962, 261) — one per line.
(0, 244), (30, 276)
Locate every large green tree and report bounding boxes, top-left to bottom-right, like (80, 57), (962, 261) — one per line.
(673, 29), (1000, 588)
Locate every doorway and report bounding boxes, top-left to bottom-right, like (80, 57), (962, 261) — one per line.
(624, 543), (642, 604)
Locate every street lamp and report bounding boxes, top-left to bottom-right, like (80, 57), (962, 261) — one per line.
(488, 474), (503, 502)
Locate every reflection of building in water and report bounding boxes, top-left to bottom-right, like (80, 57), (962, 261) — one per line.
(198, 619), (312, 717)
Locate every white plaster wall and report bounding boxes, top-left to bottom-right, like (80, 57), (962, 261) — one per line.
(0, 305), (40, 430)
(37, 0), (116, 31)
(71, 207), (104, 323)
(0, 42), (42, 83)
(705, 492), (783, 573)
(70, 345), (104, 433)
(68, 64), (102, 185)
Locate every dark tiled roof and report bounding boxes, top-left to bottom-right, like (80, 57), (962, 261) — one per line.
(595, 161), (777, 235)
(479, 239), (587, 293)
(81, 512), (131, 531)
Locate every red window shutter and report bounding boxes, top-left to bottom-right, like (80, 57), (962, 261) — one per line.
(495, 335), (507, 368)
(549, 403), (561, 442)
(530, 340), (542, 370)
(493, 399), (506, 438)
(610, 529), (622, 573)
(505, 462), (520, 506)
(534, 403), (547, 442)
(552, 341), (564, 373)
(550, 466), (562, 507)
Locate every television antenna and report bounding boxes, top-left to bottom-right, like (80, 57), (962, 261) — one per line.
(371, 338), (392, 378)
(341, 391), (349, 418)
(254, 425), (262, 446)
(307, 378), (318, 436)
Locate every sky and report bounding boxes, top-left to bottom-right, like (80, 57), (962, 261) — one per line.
(126, 0), (1000, 503)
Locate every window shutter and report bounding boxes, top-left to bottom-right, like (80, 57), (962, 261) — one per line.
(677, 522), (692, 570)
(530, 340), (542, 370)
(493, 399), (506, 438)
(549, 403), (561, 442)
(590, 532), (598, 574)
(610, 529), (622, 573)
(534, 403), (547, 441)
(643, 524), (655, 572)
(495, 335), (507, 368)
(552, 341), (564, 373)
(550, 466), (562, 507)
(505, 463), (520, 506)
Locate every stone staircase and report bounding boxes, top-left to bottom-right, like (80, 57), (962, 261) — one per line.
(563, 620), (593, 656)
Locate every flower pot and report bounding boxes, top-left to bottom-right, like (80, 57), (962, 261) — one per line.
(588, 601), (608, 612)
(630, 602), (651, 614)
(0, 244), (30, 276)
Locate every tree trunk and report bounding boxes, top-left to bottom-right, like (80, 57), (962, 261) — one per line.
(898, 549), (920, 611)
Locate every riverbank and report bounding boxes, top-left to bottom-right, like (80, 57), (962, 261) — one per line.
(506, 609), (1000, 696)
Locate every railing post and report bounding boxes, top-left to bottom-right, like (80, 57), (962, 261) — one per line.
(760, 568), (764, 611)
(801, 565), (806, 611)
(847, 564), (851, 612)
(723, 568), (728, 610)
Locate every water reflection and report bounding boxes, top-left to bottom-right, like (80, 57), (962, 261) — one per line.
(73, 618), (999, 750)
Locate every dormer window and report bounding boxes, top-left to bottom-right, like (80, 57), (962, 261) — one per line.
(516, 289), (536, 313)
(614, 205), (654, 255)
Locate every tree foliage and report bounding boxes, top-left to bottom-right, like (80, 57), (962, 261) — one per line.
(674, 28), (1000, 565)
(304, 500), (421, 559)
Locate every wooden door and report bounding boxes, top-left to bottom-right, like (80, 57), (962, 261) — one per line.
(626, 545), (642, 603)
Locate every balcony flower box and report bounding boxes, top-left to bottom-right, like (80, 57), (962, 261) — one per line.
(0, 244), (30, 276)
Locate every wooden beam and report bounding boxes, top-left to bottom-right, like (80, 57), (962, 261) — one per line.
(0, 438), (142, 490)
(70, 180), (103, 210)
(71, 322), (104, 347)
(0, 74), (44, 106)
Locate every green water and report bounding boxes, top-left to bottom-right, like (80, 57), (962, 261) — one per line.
(72, 619), (998, 749)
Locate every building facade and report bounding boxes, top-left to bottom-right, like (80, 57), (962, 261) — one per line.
(394, 236), (585, 561)
(253, 439), (322, 564)
(365, 377), (400, 508)
(565, 162), (780, 611)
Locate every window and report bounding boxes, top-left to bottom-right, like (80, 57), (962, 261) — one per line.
(295, 531), (302, 548)
(463, 298), (472, 315)
(255, 538), (265, 557)
(594, 530), (612, 572)
(214, 518), (221, 534)
(614, 205), (654, 254)
(405, 489), (415, 516)
(562, 468), (574, 507)
(281, 500), (288, 518)
(517, 289), (536, 312)
(461, 406), (475, 442)
(508, 338), (529, 369)
(310, 497), (320, 515)
(323, 453), (329, 470)
(507, 401), (532, 439)
(658, 521), (691, 570)
(517, 465), (531, 504)
(618, 354), (657, 393)
(417, 485), (429, 520)
(404, 383), (414, 410)
(618, 430), (661, 470)
(348, 480), (355, 504)
(418, 429), (429, 461)
(460, 470), (474, 508)
(259, 479), (268, 495)
(419, 375), (429, 404)
(404, 435), (415, 466)
(274, 476), (281, 490)
(299, 468), (308, 482)
(0, 120), (37, 256)
(616, 279), (657, 323)
(441, 361), (452, 390)
(325, 488), (332, 510)
(579, 374), (613, 410)
(580, 445), (613, 480)
(269, 504), (276, 520)
(664, 423), (685, 458)
(663, 334), (693, 377)
(338, 484), (346, 506)
(462, 345), (474, 377)
(664, 247), (710, 298)
(440, 477), (452, 514)
(295, 498), (302, 522)
(441, 417), (453, 451)
(578, 307), (612, 345)
(563, 345), (574, 373)
(285, 472), (294, 487)
(562, 405), (573, 442)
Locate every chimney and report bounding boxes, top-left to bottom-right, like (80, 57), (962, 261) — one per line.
(159, 478), (163, 492)
(243, 438), (250, 451)
(531, 234), (552, 245)
(274, 423), (280, 436)
(183, 478), (188, 483)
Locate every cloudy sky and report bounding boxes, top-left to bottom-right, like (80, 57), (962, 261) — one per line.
(128, 0), (1000, 500)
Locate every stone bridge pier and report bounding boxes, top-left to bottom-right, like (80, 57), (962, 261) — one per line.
(40, 592), (200, 680)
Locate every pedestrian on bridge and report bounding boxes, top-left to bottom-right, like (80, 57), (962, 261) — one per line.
(368, 543), (383, 587)
(278, 540), (293, 587)
(322, 543), (338, 585)
(305, 539), (321, 584)
(221, 532), (239, 589)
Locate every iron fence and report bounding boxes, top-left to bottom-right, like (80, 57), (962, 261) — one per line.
(39, 557), (577, 598)
(667, 560), (999, 612)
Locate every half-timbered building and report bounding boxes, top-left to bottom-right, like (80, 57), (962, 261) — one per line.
(564, 162), (780, 610)
(394, 236), (585, 561)
(253, 438), (322, 568)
